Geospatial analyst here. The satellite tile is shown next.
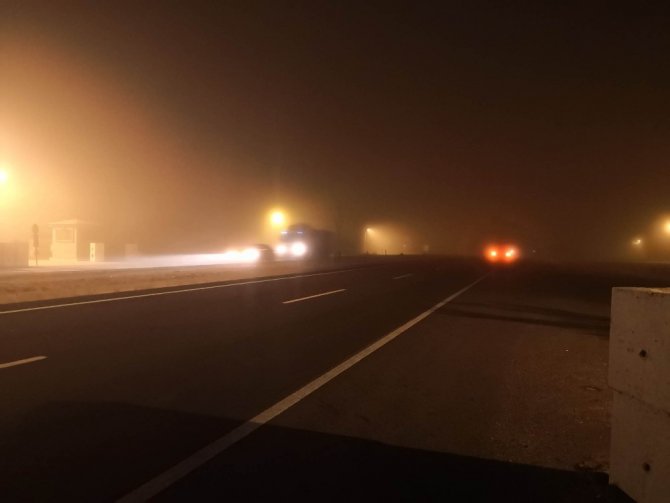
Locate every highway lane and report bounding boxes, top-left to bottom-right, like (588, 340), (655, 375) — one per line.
(156, 261), (670, 503)
(0, 256), (485, 500)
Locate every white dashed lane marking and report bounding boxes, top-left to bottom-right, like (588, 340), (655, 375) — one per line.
(117, 274), (488, 503)
(282, 289), (346, 304)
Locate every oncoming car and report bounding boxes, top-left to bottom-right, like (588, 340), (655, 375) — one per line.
(221, 244), (275, 263)
(484, 244), (520, 264)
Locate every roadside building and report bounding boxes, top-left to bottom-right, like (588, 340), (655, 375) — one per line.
(50, 219), (100, 261)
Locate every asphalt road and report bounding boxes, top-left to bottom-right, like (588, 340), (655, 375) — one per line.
(2, 257), (669, 502)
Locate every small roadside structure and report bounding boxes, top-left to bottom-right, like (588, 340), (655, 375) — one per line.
(50, 219), (100, 261)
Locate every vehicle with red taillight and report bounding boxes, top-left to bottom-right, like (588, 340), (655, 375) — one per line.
(485, 244), (519, 264)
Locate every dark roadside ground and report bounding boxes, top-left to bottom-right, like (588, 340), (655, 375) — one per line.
(157, 260), (670, 503)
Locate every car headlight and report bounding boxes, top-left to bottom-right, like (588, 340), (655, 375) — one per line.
(291, 241), (307, 257)
(275, 244), (288, 256)
(242, 247), (261, 262)
(222, 250), (240, 262)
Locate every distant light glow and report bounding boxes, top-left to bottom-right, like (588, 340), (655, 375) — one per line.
(222, 250), (241, 262)
(486, 244), (519, 263)
(275, 244), (288, 255)
(291, 241), (307, 257)
(222, 246), (261, 263)
(269, 210), (286, 227)
(0, 166), (19, 207)
(665, 221), (670, 234)
(632, 237), (643, 246)
(242, 247), (261, 261)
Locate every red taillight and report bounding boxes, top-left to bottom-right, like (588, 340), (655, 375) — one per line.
(486, 245), (519, 263)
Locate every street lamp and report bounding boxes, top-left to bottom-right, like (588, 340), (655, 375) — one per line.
(664, 220), (670, 235)
(269, 210), (286, 228)
(364, 227), (373, 254)
(0, 167), (15, 205)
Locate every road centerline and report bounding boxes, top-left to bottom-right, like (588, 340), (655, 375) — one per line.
(282, 288), (346, 304)
(0, 356), (48, 370)
(393, 273), (413, 280)
(117, 273), (488, 503)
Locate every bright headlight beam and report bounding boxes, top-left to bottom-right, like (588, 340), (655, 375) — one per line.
(291, 242), (307, 257)
(242, 247), (261, 262)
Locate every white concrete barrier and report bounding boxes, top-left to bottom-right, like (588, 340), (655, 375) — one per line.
(609, 287), (670, 502)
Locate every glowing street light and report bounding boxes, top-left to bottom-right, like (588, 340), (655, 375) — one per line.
(269, 210), (286, 228)
(632, 237), (643, 246)
(364, 227), (373, 253)
(0, 167), (17, 206)
(664, 220), (670, 235)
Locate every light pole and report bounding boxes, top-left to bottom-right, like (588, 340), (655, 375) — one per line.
(364, 227), (372, 254)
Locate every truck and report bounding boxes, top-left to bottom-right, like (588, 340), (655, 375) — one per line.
(274, 224), (335, 260)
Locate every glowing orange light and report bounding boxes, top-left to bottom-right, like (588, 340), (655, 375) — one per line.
(486, 244), (519, 263)
(270, 210), (286, 227)
(485, 246), (500, 262)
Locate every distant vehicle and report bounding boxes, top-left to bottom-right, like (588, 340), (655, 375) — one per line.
(221, 244), (275, 263)
(275, 224), (334, 260)
(484, 244), (519, 264)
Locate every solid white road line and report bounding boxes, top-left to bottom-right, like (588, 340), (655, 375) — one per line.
(282, 288), (346, 304)
(0, 356), (47, 370)
(0, 268), (364, 316)
(117, 274), (488, 503)
(393, 273), (413, 280)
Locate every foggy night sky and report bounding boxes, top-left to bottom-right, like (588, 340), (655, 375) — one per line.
(1, 2), (669, 257)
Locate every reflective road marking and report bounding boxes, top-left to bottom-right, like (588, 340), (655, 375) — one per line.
(117, 274), (488, 503)
(0, 356), (47, 370)
(282, 288), (346, 304)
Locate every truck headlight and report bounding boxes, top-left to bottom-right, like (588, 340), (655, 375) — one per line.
(291, 242), (307, 257)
